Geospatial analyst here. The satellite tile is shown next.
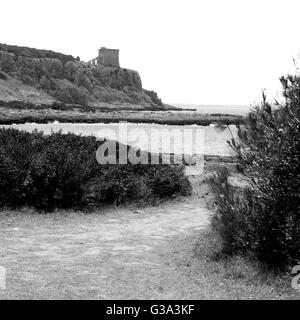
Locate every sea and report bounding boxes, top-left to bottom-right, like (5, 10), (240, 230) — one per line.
(1, 104), (249, 158)
(172, 104), (251, 115)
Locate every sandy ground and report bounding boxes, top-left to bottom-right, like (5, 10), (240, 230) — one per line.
(0, 193), (212, 299)
(0, 176), (298, 300)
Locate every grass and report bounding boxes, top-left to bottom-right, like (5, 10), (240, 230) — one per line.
(0, 200), (298, 299)
(0, 163), (296, 300)
(188, 229), (299, 299)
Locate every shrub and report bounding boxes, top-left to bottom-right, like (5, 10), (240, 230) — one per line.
(210, 75), (300, 270)
(0, 51), (15, 73)
(65, 61), (77, 81)
(83, 163), (191, 207)
(209, 172), (257, 256)
(150, 165), (191, 198)
(0, 71), (8, 80)
(39, 75), (51, 90)
(0, 128), (190, 211)
(52, 85), (89, 106)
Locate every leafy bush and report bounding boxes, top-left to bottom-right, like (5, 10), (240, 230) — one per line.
(210, 75), (300, 270)
(83, 163), (190, 207)
(0, 128), (190, 211)
(52, 86), (89, 106)
(0, 71), (8, 80)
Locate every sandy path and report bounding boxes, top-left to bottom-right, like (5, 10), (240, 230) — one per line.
(0, 197), (211, 299)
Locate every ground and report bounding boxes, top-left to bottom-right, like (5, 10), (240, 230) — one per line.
(0, 176), (299, 300)
(0, 106), (243, 125)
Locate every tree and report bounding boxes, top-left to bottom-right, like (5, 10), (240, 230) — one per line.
(211, 75), (300, 269)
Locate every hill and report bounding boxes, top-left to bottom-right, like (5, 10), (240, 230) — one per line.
(0, 43), (171, 111)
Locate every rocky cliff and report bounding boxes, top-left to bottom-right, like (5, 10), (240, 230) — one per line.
(0, 43), (167, 111)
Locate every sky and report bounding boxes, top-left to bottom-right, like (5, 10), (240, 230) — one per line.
(1, 0), (300, 105)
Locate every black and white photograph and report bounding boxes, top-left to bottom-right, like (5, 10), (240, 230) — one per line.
(0, 0), (299, 305)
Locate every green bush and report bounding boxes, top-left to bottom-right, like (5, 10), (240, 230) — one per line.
(210, 75), (300, 270)
(0, 128), (190, 211)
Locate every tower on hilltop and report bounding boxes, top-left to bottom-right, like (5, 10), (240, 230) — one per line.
(97, 47), (119, 67)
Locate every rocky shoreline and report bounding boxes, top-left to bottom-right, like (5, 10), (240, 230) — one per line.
(0, 107), (244, 125)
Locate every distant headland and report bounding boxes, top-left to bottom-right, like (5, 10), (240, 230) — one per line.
(0, 43), (243, 125)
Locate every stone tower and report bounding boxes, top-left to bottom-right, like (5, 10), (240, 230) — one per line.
(98, 47), (119, 67)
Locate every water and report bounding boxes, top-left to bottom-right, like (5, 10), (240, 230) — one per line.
(2, 122), (238, 156)
(172, 104), (251, 116)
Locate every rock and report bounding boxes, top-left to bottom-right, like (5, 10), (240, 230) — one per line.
(0, 43), (166, 110)
(134, 209), (144, 215)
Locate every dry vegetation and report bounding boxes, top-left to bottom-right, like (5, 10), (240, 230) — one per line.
(0, 106), (244, 125)
(0, 169), (298, 300)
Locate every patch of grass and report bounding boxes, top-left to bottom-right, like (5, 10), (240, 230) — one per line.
(0, 202), (298, 299)
(189, 228), (299, 299)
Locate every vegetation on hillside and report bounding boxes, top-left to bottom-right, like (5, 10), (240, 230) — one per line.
(209, 75), (300, 270)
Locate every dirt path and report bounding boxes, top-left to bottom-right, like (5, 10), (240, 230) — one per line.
(0, 197), (211, 299)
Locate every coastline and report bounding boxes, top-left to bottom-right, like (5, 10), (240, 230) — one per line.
(0, 107), (244, 126)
